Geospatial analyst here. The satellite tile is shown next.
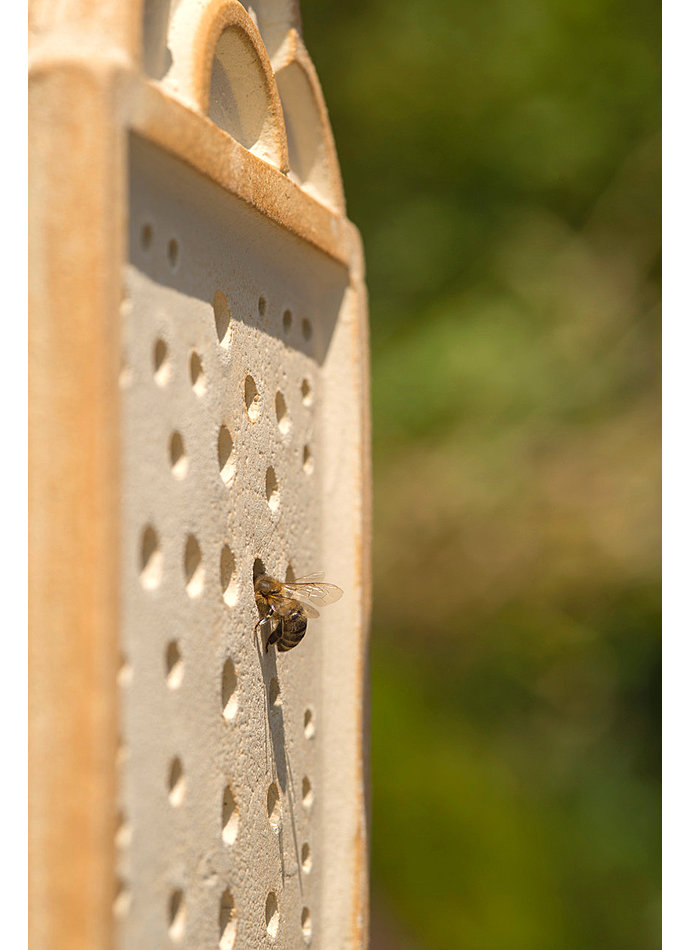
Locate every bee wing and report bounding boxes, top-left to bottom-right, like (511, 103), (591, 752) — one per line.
(283, 576), (343, 608)
(299, 601), (321, 619)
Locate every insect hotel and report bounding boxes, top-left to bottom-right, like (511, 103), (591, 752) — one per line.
(29, 1), (371, 948)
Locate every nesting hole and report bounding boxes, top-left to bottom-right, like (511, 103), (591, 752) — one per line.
(268, 677), (282, 708)
(113, 878), (131, 918)
(222, 786), (239, 846)
(189, 350), (206, 394)
(285, 563), (296, 584)
(139, 525), (162, 589)
(283, 309), (292, 332)
(221, 546), (238, 607)
(217, 425), (235, 485)
(267, 782), (281, 831)
(169, 431), (188, 478)
(168, 758), (186, 806)
(301, 843), (312, 873)
(302, 776), (314, 811)
(213, 290), (231, 345)
(117, 651), (132, 687)
(244, 375), (260, 421)
(184, 535), (204, 598)
(265, 892), (279, 940)
(115, 810), (132, 849)
(168, 889), (186, 941)
(253, 558), (266, 581)
(222, 658), (238, 720)
(167, 238), (179, 269)
(275, 391), (290, 434)
(258, 295), (266, 317)
(301, 378), (313, 406)
(219, 889), (238, 950)
(301, 318), (313, 341)
(265, 467), (279, 511)
(140, 223), (153, 250)
(304, 708), (315, 739)
(302, 444), (314, 474)
(165, 641), (184, 689)
(153, 338), (170, 385)
(301, 906), (312, 944)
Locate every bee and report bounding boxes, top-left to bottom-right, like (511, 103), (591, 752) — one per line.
(254, 572), (343, 652)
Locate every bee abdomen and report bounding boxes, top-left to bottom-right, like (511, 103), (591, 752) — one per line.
(277, 611), (308, 651)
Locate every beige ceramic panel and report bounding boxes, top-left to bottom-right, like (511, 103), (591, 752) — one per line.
(116, 133), (366, 949)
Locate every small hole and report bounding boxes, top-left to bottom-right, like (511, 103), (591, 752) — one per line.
(217, 426), (235, 485)
(265, 467), (279, 511)
(140, 223), (153, 250)
(304, 708), (315, 739)
(119, 355), (132, 389)
(140, 525), (162, 589)
(258, 295), (266, 317)
(244, 375), (260, 421)
(302, 776), (314, 812)
(267, 782), (281, 832)
(166, 641), (183, 689)
(302, 445), (314, 474)
(117, 652), (132, 687)
(219, 889), (238, 950)
(115, 811), (132, 849)
(275, 391), (290, 434)
(169, 431), (188, 478)
(301, 906), (312, 944)
(189, 351), (206, 394)
(222, 658), (238, 720)
(168, 889), (186, 941)
(300, 378), (313, 406)
(268, 677), (282, 708)
(153, 338), (170, 385)
(184, 535), (204, 598)
(265, 892), (279, 940)
(213, 290), (231, 345)
(168, 758), (185, 806)
(167, 238), (179, 269)
(301, 843), (312, 874)
(113, 878), (131, 918)
(283, 309), (292, 333)
(221, 546), (238, 607)
(253, 558), (266, 581)
(285, 563), (296, 584)
(301, 318), (312, 341)
(222, 786), (239, 845)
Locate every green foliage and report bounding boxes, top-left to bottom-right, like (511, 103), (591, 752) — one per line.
(301, 0), (660, 946)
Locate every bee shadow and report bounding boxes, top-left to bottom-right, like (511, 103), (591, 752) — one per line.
(255, 625), (303, 892)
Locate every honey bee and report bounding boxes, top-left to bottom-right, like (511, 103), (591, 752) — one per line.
(254, 572), (343, 652)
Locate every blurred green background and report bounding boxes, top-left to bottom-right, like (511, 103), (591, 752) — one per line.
(301, 1), (660, 948)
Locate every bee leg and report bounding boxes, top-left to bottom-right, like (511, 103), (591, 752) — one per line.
(266, 620), (282, 653)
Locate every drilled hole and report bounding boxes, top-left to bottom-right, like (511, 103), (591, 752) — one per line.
(267, 782), (281, 832)
(304, 708), (315, 739)
(301, 318), (312, 341)
(213, 290), (231, 345)
(189, 350), (206, 395)
(217, 425), (235, 485)
(222, 785), (239, 846)
(258, 295), (266, 317)
(140, 525), (162, 589)
(265, 467), (279, 511)
(168, 758), (185, 806)
(283, 309), (292, 333)
(117, 651), (132, 687)
(265, 892), (279, 940)
(285, 563), (296, 583)
(300, 377), (313, 407)
(302, 776), (313, 812)
(168, 889), (186, 941)
(275, 390), (290, 434)
(169, 431), (188, 478)
(113, 878), (131, 918)
(302, 444), (314, 474)
(253, 558), (266, 581)
(166, 641), (183, 689)
(219, 889), (238, 950)
(222, 658), (238, 720)
(301, 843), (312, 873)
(153, 338), (170, 385)
(244, 375), (260, 421)
(140, 223), (153, 250)
(115, 811), (132, 849)
(301, 906), (312, 944)
(184, 535), (204, 598)
(220, 546), (238, 606)
(167, 238), (179, 270)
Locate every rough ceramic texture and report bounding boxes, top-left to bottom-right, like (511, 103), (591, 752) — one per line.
(30, 1), (370, 948)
